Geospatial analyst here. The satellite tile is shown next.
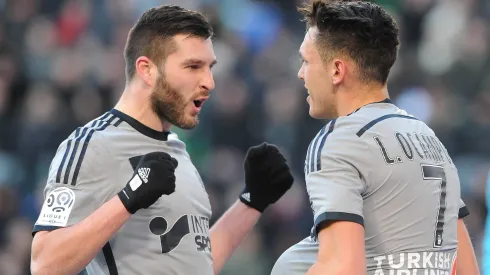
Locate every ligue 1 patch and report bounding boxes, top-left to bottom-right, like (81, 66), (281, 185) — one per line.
(36, 187), (75, 227)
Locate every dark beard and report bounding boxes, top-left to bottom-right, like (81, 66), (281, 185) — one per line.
(150, 75), (198, 130)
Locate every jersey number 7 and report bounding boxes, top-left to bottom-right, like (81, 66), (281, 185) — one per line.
(421, 164), (447, 248)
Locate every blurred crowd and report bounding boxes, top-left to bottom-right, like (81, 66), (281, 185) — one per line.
(0, 0), (488, 274)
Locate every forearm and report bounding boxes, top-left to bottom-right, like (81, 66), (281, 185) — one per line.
(456, 219), (480, 275)
(31, 196), (131, 275)
(210, 200), (261, 274)
(308, 221), (366, 275)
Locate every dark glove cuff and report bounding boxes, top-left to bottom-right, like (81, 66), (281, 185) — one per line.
(239, 189), (269, 213)
(118, 190), (136, 214)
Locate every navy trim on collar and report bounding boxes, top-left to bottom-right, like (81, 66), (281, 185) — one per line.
(110, 109), (170, 141)
(347, 98), (394, 116)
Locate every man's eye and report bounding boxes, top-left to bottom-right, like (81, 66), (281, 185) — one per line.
(188, 65), (200, 70)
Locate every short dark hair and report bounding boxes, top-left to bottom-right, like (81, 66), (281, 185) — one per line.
(124, 5), (213, 80)
(299, 0), (400, 84)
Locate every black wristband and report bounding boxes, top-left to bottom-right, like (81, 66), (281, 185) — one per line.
(118, 189), (136, 214)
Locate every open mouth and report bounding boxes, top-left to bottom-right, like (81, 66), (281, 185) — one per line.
(193, 100), (203, 108)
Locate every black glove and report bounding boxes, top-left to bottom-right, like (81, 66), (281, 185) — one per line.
(118, 152), (178, 214)
(239, 142), (294, 212)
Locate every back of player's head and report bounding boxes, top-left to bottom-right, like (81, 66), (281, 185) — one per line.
(299, 0), (400, 84)
(124, 5), (213, 81)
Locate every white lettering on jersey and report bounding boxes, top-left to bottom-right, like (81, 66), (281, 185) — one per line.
(36, 187), (75, 227)
(373, 251), (456, 275)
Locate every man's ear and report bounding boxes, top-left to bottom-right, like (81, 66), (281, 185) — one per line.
(331, 59), (347, 85)
(135, 56), (157, 87)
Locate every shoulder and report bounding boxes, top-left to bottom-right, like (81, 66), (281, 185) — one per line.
(62, 111), (125, 152)
(349, 103), (421, 137)
(320, 120), (369, 162)
(57, 112), (122, 148)
(48, 113), (122, 186)
(53, 119), (120, 165)
(314, 118), (365, 153)
(320, 103), (420, 152)
(307, 115), (377, 170)
(305, 119), (364, 175)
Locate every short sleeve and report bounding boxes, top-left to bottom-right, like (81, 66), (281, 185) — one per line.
(305, 125), (370, 237)
(458, 199), (469, 219)
(33, 135), (116, 235)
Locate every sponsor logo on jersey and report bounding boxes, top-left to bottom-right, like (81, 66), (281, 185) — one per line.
(373, 251), (456, 275)
(149, 214), (211, 254)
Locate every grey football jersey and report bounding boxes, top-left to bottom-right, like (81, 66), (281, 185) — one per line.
(33, 109), (213, 275)
(272, 99), (468, 274)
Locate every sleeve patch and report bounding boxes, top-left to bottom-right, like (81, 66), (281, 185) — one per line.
(36, 187), (76, 227)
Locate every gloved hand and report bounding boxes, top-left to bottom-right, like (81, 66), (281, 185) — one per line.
(118, 152), (178, 214)
(239, 143), (294, 212)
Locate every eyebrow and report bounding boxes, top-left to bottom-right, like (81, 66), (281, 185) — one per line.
(183, 58), (218, 68)
(298, 52), (306, 61)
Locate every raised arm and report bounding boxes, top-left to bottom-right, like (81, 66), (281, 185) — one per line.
(209, 201), (261, 273)
(210, 143), (294, 274)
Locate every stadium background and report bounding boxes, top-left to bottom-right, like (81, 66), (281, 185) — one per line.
(0, 0), (488, 274)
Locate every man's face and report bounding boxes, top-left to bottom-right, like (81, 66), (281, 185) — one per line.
(151, 35), (216, 129)
(298, 27), (337, 119)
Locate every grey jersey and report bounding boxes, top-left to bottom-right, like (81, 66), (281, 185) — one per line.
(33, 109), (213, 275)
(272, 99), (468, 274)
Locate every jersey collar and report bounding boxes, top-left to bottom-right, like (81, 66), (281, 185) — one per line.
(347, 98), (394, 116)
(110, 109), (170, 141)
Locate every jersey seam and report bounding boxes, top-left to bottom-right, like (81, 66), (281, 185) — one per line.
(358, 129), (374, 195)
(341, 125), (373, 194)
(335, 122), (373, 193)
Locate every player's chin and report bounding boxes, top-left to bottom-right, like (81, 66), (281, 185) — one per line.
(309, 108), (330, 120)
(176, 105), (201, 129)
(178, 114), (199, 129)
(308, 107), (322, 119)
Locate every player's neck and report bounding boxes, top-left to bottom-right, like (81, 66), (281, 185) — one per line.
(337, 82), (389, 117)
(114, 85), (173, 133)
